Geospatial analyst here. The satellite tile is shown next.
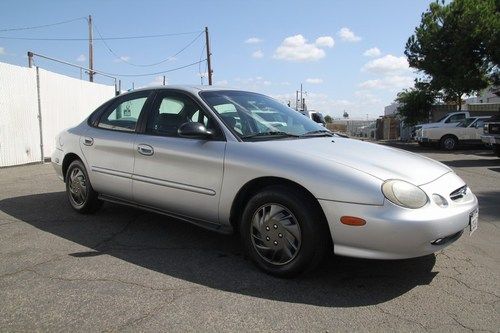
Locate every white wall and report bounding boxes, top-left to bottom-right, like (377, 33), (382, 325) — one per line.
(38, 69), (115, 157)
(0, 62), (41, 167)
(0, 61), (116, 167)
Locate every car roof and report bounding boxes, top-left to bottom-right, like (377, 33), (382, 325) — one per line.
(119, 85), (244, 96)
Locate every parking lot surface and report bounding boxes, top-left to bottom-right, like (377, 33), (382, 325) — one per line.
(0, 143), (499, 332)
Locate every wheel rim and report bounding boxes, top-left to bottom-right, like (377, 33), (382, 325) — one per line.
(68, 167), (87, 206)
(444, 138), (455, 149)
(250, 203), (302, 265)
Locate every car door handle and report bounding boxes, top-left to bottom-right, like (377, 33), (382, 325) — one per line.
(137, 144), (154, 156)
(83, 137), (94, 146)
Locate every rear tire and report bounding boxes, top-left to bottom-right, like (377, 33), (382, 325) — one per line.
(240, 185), (330, 278)
(440, 135), (458, 151)
(65, 159), (102, 214)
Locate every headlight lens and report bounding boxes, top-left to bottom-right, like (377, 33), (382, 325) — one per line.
(382, 180), (428, 209)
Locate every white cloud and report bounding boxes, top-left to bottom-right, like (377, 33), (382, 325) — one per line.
(273, 34), (329, 62)
(245, 37), (262, 44)
(362, 54), (409, 74)
(363, 47), (381, 57)
(231, 77), (273, 91)
(148, 75), (167, 86)
(306, 78), (323, 84)
(315, 36), (334, 48)
(113, 55), (131, 63)
(0, 47), (6, 55)
(337, 27), (361, 42)
(359, 75), (413, 90)
(76, 54), (86, 62)
(252, 50), (264, 59)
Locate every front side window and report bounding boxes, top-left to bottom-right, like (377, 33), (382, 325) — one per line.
(98, 93), (149, 132)
(200, 91), (326, 140)
(146, 93), (221, 138)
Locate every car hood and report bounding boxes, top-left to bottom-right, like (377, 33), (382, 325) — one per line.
(256, 137), (451, 185)
(420, 122), (444, 129)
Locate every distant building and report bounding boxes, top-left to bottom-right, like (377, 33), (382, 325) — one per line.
(465, 86), (500, 104)
(384, 103), (399, 116)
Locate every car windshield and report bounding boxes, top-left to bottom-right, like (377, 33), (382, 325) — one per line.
(200, 90), (327, 140)
(437, 114), (450, 122)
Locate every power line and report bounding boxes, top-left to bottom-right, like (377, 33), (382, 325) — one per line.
(0, 30), (203, 41)
(96, 59), (207, 77)
(0, 17), (87, 32)
(94, 23), (204, 67)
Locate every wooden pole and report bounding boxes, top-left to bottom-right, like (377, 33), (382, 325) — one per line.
(205, 27), (213, 85)
(88, 15), (94, 82)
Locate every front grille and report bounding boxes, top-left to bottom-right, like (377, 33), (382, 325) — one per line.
(450, 185), (467, 201)
(488, 123), (500, 135)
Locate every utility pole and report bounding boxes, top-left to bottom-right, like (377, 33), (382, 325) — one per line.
(27, 51), (34, 68)
(295, 90), (299, 111)
(205, 26), (213, 85)
(88, 15), (94, 82)
(163, 76), (166, 85)
(300, 83), (303, 111)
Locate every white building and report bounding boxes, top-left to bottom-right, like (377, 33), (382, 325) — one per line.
(384, 103), (400, 116)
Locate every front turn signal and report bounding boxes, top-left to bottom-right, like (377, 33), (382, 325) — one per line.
(340, 216), (366, 226)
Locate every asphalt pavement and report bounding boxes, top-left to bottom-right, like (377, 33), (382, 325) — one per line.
(0, 143), (499, 332)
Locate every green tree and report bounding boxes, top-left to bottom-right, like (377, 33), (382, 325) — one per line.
(405, 0), (499, 110)
(396, 83), (438, 126)
(324, 115), (333, 123)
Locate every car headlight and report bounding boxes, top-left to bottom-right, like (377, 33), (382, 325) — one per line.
(382, 180), (428, 209)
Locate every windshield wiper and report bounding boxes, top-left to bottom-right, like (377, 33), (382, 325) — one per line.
(241, 131), (300, 139)
(300, 129), (334, 137)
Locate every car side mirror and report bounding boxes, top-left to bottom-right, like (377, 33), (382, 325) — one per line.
(178, 122), (214, 139)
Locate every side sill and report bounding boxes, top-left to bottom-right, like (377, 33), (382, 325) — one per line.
(98, 194), (234, 235)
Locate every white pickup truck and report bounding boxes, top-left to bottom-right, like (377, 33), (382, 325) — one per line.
(418, 116), (491, 150)
(415, 111), (469, 144)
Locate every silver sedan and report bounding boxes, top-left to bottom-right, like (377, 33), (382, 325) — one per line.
(52, 86), (479, 277)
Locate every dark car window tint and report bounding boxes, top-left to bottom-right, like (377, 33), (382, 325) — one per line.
(98, 94), (148, 132)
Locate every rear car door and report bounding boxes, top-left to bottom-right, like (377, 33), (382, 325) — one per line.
(81, 90), (152, 201)
(132, 90), (226, 224)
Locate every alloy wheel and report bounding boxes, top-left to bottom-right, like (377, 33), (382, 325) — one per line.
(250, 203), (302, 265)
(68, 167), (87, 206)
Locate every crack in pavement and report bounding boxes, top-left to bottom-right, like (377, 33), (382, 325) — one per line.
(23, 268), (202, 294)
(105, 286), (202, 332)
(93, 213), (144, 251)
(0, 256), (66, 280)
(440, 275), (500, 299)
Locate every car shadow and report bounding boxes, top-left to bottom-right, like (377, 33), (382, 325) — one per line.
(0, 192), (438, 308)
(443, 158), (500, 168)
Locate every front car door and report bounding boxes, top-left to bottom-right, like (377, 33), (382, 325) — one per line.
(81, 90), (152, 201)
(132, 90), (226, 224)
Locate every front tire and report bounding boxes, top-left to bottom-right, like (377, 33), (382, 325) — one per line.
(240, 185), (330, 277)
(65, 160), (102, 214)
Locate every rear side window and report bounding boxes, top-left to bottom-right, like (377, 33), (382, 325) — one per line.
(446, 114), (466, 123)
(97, 92), (149, 132)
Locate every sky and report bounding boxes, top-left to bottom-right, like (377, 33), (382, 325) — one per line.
(0, 0), (432, 119)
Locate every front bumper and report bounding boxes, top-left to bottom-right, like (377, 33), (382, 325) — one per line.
(319, 172), (478, 259)
(481, 135), (500, 145)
